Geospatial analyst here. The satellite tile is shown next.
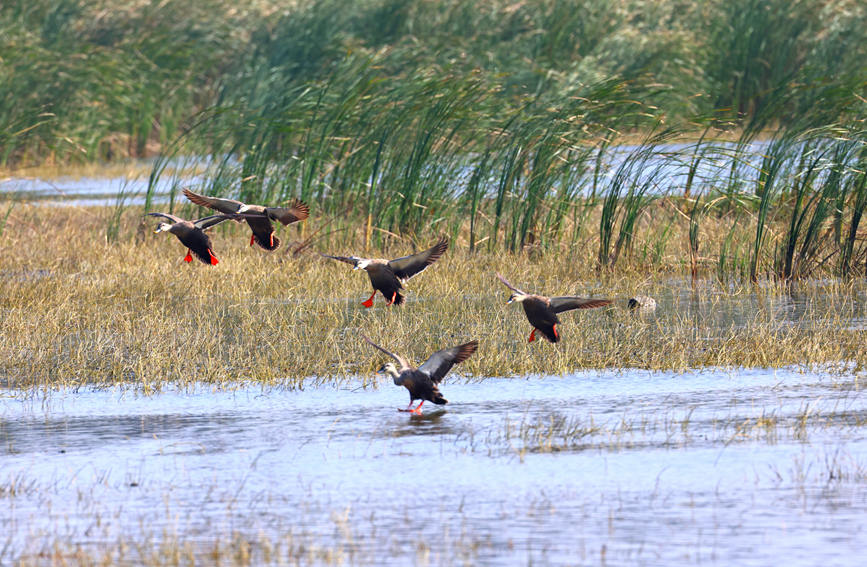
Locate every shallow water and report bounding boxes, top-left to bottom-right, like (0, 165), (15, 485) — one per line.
(2, 366), (866, 565)
(1, 141), (770, 207)
(0, 173), (179, 207)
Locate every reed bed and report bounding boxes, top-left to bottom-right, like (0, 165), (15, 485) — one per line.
(2, 0), (864, 167)
(0, 205), (865, 389)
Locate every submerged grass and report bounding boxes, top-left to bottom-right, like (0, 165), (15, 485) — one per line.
(1, 205), (865, 389)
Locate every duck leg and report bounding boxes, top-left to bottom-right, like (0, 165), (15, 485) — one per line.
(398, 400), (416, 412)
(361, 291), (376, 308)
(386, 291), (397, 306)
(207, 249), (219, 266)
(249, 234), (256, 246)
(528, 328), (537, 342)
(552, 324), (558, 340)
(184, 250), (193, 263)
(410, 401), (425, 415)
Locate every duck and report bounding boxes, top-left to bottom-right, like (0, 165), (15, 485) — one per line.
(361, 334), (478, 414)
(628, 295), (657, 312)
(496, 273), (611, 342)
(182, 188), (309, 251)
(147, 212), (239, 265)
(320, 237), (448, 307)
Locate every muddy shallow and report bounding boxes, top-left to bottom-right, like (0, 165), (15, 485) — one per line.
(2, 366), (866, 565)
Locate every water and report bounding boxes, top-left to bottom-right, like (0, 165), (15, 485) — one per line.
(2, 367), (866, 565)
(0, 141), (774, 207)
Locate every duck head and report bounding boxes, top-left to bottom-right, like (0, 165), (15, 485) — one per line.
(377, 361), (402, 384)
(507, 292), (529, 305)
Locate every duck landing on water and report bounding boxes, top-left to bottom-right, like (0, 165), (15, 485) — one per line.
(497, 273), (612, 343)
(362, 334), (478, 414)
(320, 237), (448, 307)
(147, 212), (239, 265)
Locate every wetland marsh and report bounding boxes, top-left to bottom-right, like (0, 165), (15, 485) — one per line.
(2, 0), (866, 564)
(1, 203), (867, 565)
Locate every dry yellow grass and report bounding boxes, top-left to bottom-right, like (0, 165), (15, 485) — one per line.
(0, 205), (865, 389)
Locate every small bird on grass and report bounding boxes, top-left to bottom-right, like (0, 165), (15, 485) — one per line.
(497, 273), (611, 343)
(361, 334), (478, 415)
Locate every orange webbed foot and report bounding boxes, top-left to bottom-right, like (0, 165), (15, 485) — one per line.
(184, 251), (193, 263)
(208, 250), (219, 265)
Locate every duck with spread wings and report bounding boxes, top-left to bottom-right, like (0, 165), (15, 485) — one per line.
(182, 188), (309, 251)
(496, 273), (611, 343)
(320, 237), (448, 307)
(362, 334), (478, 414)
(147, 212), (239, 265)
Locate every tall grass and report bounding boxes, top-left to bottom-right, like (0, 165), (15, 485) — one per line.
(2, 0), (865, 167)
(2, 205), (866, 390)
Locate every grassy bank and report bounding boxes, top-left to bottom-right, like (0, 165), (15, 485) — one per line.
(0, 205), (865, 389)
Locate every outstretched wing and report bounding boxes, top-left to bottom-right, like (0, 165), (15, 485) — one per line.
(183, 188), (245, 214)
(146, 212), (184, 224)
(266, 198), (310, 225)
(418, 340), (478, 384)
(361, 334), (410, 370)
(319, 253), (363, 267)
(194, 214), (241, 230)
(388, 237), (448, 281)
(496, 273), (525, 295)
(549, 296), (612, 313)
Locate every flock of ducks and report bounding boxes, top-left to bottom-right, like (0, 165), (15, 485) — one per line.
(149, 190), (614, 414)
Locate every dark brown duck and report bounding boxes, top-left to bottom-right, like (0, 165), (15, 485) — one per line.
(362, 334), (478, 414)
(147, 212), (238, 265)
(497, 273), (611, 342)
(182, 188), (309, 251)
(321, 237), (448, 307)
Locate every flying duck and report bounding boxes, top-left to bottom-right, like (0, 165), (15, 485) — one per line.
(182, 188), (309, 251)
(361, 334), (478, 414)
(147, 212), (239, 265)
(496, 273), (612, 342)
(321, 237), (448, 307)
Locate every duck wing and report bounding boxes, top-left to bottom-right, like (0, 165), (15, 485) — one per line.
(319, 253), (364, 268)
(266, 198), (310, 225)
(146, 212), (184, 224)
(495, 273), (526, 295)
(361, 334), (410, 370)
(183, 188), (245, 214)
(194, 214), (241, 230)
(418, 340), (478, 384)
(549, 296), (612, 313)
(388, 237), (448, 281)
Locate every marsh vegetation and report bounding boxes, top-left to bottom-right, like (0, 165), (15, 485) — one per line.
(2, 1), (867, 565)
